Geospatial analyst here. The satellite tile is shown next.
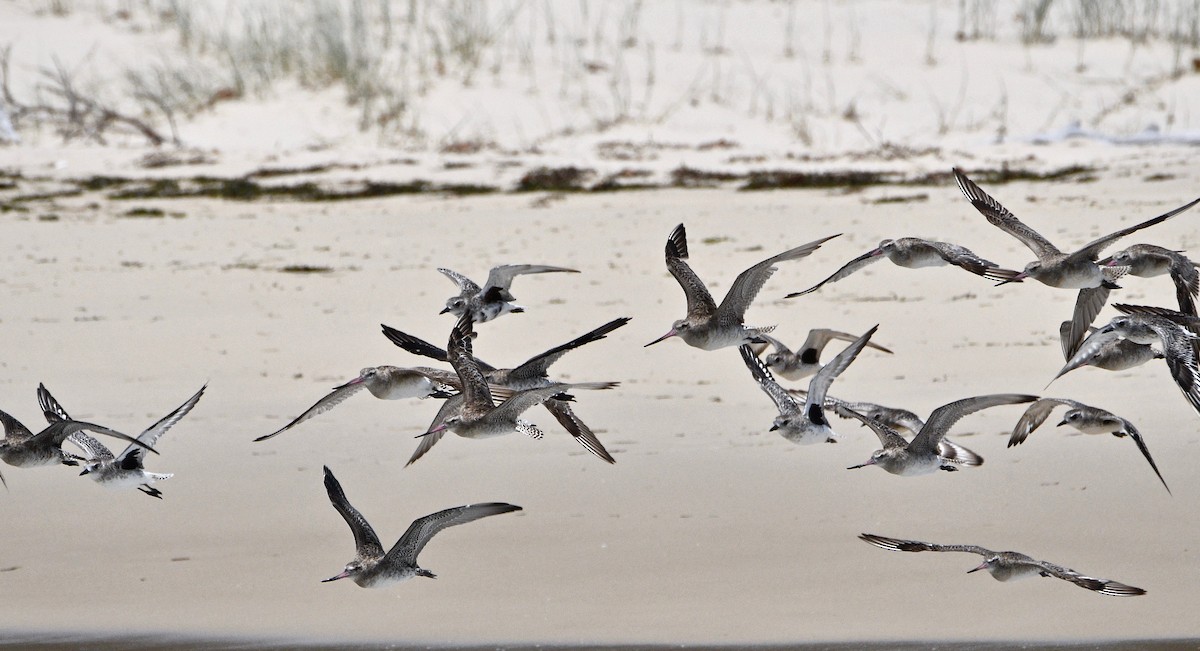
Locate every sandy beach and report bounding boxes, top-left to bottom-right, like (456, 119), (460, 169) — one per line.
(4, 0), (1200, 648)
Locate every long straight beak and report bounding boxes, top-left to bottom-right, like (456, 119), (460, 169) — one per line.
(416, 423), (448, 438)
(847, 458), (876, 470)
(967, 562), (989, 574)
(321, 570), (352, 583)
(994, 272), (1027, 287)
(644, 329), (677, 347)
(332, 376), (366, 391)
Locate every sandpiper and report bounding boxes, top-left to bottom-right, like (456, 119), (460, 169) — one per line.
(817, 395), (983, 464)
(59, 385), (206, 498)
(646, 223), (839, 350)
(752, 329), (892, 381)
(321, 466), (520, 588)
(858, 533), (1146, 596)
(786, 237), (1019, 297)
(953, 167), (1200, 289)
(1057, 321), (1162, 372)
(439, 264), (578, 323)
(416, 317), (617, 453)
(0, 384), (154, 477)
(1009, 397), (1168, 493)
(1102, 244), (1199, 315)
(738, 325), (878, 445)
(1054, 304), (1200, 418)
(843, 394), (1036, 475)
(256, 366), (461, 442)
(383, 317), (629, 465)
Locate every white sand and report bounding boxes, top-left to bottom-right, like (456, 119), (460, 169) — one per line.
(1, 165), (1199, 644)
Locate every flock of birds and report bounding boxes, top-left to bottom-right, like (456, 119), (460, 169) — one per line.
(4, 167), (1199, 596)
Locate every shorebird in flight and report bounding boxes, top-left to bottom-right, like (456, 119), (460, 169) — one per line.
(843, 393), (1036, 476)
(255, 366), (461, 442)
(813, 395), (983, 465)
(750, 329), (892, 381)
(321, 466), (520, 587)
(1101, 244), (1199, 316)
(55, 385), (206, 498)
(646, 223), (839, 350)
(738, 325), (878, 445)
(383, 317), (629, 465)
(786, 237), (1019, 297)
(0, 384), (154, 486)
(414, 317), (617, 458)
(858, 533), (1146, 596)
(1054, 304), (1200, 419)
(1008, 397), (1168, 493)
(439, 264), (578, 323)
(954, 168), (1200, 351)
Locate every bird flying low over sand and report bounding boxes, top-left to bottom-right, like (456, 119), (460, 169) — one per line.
(321, 466), (520, 588)
(58, 385), (206, 499)
(1053, 304), (1200, 420)
(0, 384), (156, 487)
(738, 325), (878, 445)
(1101, 244), (1200, 316)
(786, 237), (1020, 297)
(1008, 397), (1168, 494)
(858, 533), (1146, 596)
(647, 223), (839, 350)
(439, 264), (579, 323)
(842, 394), (1037, 476)
(255, 366), (461, 442)
(382, 317), (629, 465)
(954, 167), (1200, 356)
(413, 317), (617, 459)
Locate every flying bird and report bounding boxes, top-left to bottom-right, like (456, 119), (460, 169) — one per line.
(382, 317), (629, 465)
(1101, 244), (1199, 316)
(647, 223), (838, 350)
(321, 466), (520, 587)
(439, 264), (578, 323)
(786, 237), (1019, 297)
(1009, 397), (1168, 493)
(738, 325), (878, 445)
(56, 385), (206, 498)
(858, 533), (1146, 596)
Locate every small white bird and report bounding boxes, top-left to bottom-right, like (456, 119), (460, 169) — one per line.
(439, 264), (578, 323)
(52, 385), (205, 498)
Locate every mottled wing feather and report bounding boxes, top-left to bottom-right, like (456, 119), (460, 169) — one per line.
(386, 503), (522, 566)
(448, 317), (495, 412)
(543, 400), (615, 464)
(1122, 420), (1170, 493)
(322, 467), (384, 560)
(805, 326), (878, 415)
(37, 383), (71, 424)
(255, 382), (367, 442)
(1170, 256), (1200, 316)
(914, 394), (1037, 455)
(1008, 398), (1084, 447)
(953, 168), (1061, 259)
(716, 233), (839, 325)
(381, 324), (498, 374)
(664, 224), (718, 320)
(437, 267), (481, 295)
(1072, 196), (1200, 261)
(119, 384), (205, 461)
(0, 408), (34, 443)
(926, 240), (1016, 280)
(858, 533), (993, 557)
(1063, 286), (1111, 359)
(785, 249), (881, 298)
(739, 344), (801, 417)
(833, 406), (909, 450)
(67, 432), (114, 462)
(508, 317), (631, 381)
(1033, 559), (1147, 596)
(483, 264), (578, 293)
